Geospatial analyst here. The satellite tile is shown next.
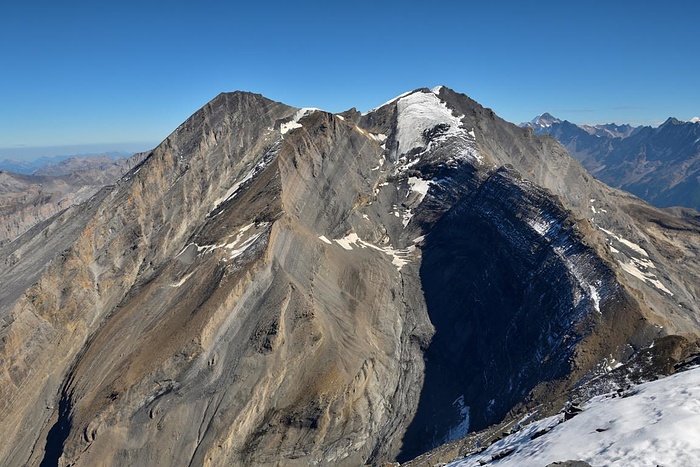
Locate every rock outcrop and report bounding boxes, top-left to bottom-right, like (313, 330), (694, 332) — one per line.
(0, 87), (698, 466)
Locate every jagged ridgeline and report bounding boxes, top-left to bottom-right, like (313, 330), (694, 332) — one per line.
(1, 87), (698, 466)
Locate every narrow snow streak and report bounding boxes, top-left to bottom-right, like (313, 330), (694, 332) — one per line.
(332, 233), (416, 270)
(598, 227), (672, 295)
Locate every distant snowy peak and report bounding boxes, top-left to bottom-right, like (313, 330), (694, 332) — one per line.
(523, 114), (639, 139)
(580, 122), (637, 139)
(689, 116), (700, 123)
(525, 113), (562, 130)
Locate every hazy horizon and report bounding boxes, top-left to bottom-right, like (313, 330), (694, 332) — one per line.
(0, 142), (157, 162)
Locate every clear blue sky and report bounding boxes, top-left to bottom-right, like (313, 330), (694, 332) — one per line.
(2, 1), (699, 158)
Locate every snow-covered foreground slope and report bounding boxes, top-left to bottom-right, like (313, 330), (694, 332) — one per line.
(448, 367), (700, 466)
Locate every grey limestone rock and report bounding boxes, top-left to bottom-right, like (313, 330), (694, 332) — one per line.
(0, 87), (698, 466)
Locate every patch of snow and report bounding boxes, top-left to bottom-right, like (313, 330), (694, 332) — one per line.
(431, 85), (444, 95)
(226, 232), (262, 260)
(211, 143), (281, 210)
(619, 260), (673, 295)
(407, 177), (432, 202)
(169, 271), (195, 288)
(369, 132), (388, 143)
(389, 91), (482, 170)
(318, 235), (332, 245)
(401, 211), (412, 228)
(335, 232), (360, 250)
(448, 367), (700, 467)
(690, 116), (700, 123)
(527, 216), (555, 236)
(553, 244), (603, 313)
(280, 108), (318, 135)
(332, 232), (416, 271)
(599, 228), (648, 257)
(363, 90), (413, 115)
(336, 114), (345, 121)
(395, 91), (465, 155)
(413, 235), (426, 244)
(589, 284), (601, 313)
(444, 395), (470, 444)
(598, 227), (672, 295)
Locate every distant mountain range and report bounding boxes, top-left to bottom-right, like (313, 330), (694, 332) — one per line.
(522, 115), (700, 211)
(0, 152), (148, 245)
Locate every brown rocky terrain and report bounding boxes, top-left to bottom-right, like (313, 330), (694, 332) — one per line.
(0, 87), (698, 466)
(0, 154), (148, 246)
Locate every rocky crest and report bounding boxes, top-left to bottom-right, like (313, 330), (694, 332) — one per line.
(0, 87), (698, 466)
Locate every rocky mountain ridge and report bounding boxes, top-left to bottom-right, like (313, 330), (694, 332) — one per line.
(0, 87), (698, 466)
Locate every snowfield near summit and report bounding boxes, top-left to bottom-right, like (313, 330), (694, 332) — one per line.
(448, 367), (700, 467)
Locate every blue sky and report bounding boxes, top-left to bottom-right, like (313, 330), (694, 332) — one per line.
(1, 1), (699, 158)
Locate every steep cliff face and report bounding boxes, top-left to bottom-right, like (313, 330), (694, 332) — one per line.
(0, 87), (698, 466)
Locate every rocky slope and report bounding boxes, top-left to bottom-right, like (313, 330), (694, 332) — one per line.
(523, 115), (700, 211)
(0, 87), (698, 466)
(0, 153), (147, 246)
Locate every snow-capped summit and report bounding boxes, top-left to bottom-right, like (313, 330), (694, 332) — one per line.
(526, 112), (562, 130)
(690, 116), (700, 123)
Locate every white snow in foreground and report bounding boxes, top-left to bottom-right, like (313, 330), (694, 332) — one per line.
(448, 367), (700, 467)
(280, 108), (319, 135)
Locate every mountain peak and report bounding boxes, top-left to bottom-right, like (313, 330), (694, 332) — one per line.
(522, 113), (562, 130)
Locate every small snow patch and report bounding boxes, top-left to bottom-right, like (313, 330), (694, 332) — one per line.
(169, 271), (195, 288)
(281, 108), (318, 135)
(332, 232), (416, 271)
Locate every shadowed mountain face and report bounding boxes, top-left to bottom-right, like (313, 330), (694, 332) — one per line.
(523, 115), (700, 211)
(0, 88), (698, 466)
